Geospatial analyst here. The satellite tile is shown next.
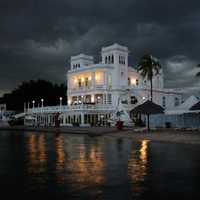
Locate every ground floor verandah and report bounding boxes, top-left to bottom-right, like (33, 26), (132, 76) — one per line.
(25, 112), (113, 127)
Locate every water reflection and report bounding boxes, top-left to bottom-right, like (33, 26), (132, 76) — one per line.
(2, 132), (200, 199)
(26, 133), (47, 187)
(65, 140), (105, 190)
(128, 140), (149, 193)
(55, 134), (65, 184)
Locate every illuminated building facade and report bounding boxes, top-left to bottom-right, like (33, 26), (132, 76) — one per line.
(25, 44), (183, 126)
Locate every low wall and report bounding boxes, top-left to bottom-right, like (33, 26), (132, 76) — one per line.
(148, 113), (200, 128)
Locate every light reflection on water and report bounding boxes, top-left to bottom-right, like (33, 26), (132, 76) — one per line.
(25, 133), (149, 197)
(1, 131), (200, 199)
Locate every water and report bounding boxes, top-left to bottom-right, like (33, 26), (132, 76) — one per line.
(0, 131), (200, 199)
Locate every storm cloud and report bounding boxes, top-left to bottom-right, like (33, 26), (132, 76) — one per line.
(0, 0), (200, 96)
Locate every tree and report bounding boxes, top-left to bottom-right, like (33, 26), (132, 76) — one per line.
(0, 79), (67, 111)
(137, 54), (161, 101)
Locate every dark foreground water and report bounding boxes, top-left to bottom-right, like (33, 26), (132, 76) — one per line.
(0, 131), (200, 199)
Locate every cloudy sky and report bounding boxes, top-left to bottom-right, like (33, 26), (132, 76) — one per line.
(0, 0), (200, 97)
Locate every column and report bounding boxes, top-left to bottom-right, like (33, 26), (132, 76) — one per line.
(92, 71), (95, 89)
(81, 113), (84, 125)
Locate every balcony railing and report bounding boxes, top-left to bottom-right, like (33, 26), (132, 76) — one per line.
(27, 104), (115, 114)
(68, 85), (107, 93)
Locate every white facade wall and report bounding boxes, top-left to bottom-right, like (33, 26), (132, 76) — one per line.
(67, 43), (183, 110)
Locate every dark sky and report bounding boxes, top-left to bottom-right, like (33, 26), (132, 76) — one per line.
(0, 0), (200, 97)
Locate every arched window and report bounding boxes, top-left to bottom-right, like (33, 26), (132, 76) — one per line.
(105, 56), (108, 64)
(108, 56), (111, 64)
(111, 55), (114, 64)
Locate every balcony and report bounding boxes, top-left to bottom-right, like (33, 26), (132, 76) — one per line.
(68, 85), (107, 94)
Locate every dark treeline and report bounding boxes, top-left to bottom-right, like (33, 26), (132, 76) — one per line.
(0, 79), (67, 111)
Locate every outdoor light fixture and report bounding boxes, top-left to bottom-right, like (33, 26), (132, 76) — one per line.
(131, 78), (136, 85)
(41, 99), (44, 107)
(59, 97), (62, 107)
(32, 100), (35, 109)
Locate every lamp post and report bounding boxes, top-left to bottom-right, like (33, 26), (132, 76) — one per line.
(59, 97), (62, 109)
(41, 99), (44, 107)
(41, 99), (44, 113)
(32, 100), (35, 110)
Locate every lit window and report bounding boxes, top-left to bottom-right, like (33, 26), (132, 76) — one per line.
(78, 79), (81, 88)
(85, 77), (88, 87)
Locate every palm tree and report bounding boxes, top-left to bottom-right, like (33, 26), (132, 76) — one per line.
(137, 54), (161, 101)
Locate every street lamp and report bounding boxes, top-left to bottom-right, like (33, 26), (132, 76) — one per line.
(59, 97), (62, 107)
(41, 99), (44, 107)
(32, 100), (35, 109)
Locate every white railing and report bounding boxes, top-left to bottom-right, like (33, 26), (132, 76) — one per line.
(27, 104), (115, 114)
(68, 85), (107, 93)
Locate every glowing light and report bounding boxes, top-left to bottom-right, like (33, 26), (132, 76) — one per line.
(74, 78), (77, 83)
(95, 74), (99, 81)
(81, 77), (84, 82)
(131, 78), (136, 85)
(88, 76), (92, 81)
(91, 95), (95, 103)
(142, 97), (145, 100)
(68, 99), (71, 105)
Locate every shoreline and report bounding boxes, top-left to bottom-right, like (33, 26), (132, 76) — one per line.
(0, 126), (200, 144)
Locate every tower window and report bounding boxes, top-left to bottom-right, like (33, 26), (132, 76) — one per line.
(111, 55), (114, 64)
(105, 56), (108, 64)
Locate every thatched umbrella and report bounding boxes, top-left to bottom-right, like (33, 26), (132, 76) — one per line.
(130, 100), (164, 132)
(190, 101), (200, 110)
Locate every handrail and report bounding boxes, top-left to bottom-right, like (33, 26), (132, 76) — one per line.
(27, 104), (115, 114)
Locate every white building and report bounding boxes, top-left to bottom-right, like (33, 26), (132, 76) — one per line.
(25, 43), (183, 127)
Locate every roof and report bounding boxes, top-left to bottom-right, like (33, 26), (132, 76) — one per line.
(165, 96), (200, 115)
(176, 95), (199, 110)
(190, 101), (200, 110)
(130, 100), (164, 115)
